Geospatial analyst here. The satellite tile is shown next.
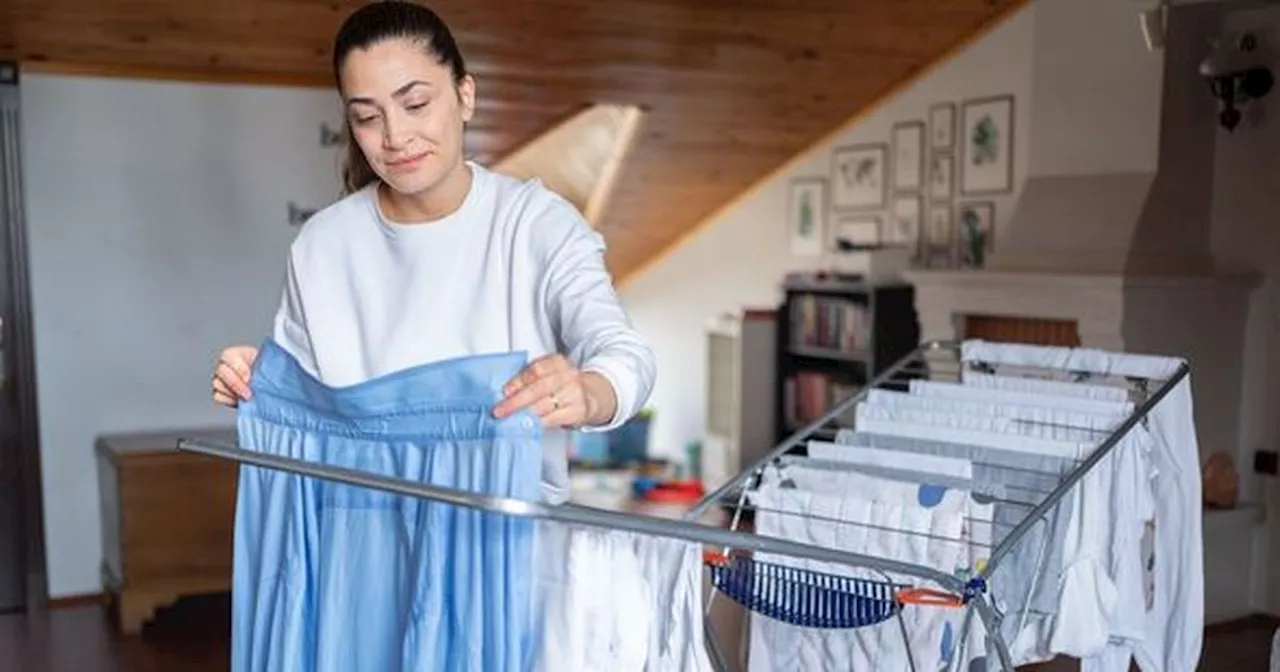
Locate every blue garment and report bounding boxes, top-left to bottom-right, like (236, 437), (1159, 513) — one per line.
(231, 339), (543, 672)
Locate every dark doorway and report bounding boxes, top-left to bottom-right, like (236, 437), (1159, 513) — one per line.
(0, 61), (48, 614)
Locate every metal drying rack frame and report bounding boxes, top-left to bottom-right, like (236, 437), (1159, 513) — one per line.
(176, 339), (1189, 672)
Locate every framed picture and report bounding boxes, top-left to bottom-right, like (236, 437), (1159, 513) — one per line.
(888, 194), (922, 249)
(831, 215), (881, 251)
(788, 177), (827, 257)
(927, 203), (953, 250)
(929, 103), (956, 150)
(960, 95), (1015, 195)
(957, 201), (995, 268)
(929, 153), (954, 201)
(830, 143), (887, 211)
(924, 204), (955, 268)
(892, 121), (925, 193)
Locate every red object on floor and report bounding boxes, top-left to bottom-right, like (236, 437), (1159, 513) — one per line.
(641, 479), (705, 503)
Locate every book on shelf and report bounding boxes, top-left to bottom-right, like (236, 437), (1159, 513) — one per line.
(789, 294), (869, 355)
(782, 371), (861, 431)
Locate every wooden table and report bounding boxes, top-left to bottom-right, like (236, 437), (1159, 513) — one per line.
(95, 427), (239, 634)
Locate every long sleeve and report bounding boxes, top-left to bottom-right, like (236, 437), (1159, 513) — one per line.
(538, 202), (656, 432)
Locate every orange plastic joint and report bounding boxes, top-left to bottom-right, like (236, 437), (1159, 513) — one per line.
(896, 587), (965, 608)
(702, 551), (731, 566)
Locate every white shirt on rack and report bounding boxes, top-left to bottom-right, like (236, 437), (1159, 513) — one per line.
(270, 161), (657, 503)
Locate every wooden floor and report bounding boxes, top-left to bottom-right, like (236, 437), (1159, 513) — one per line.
(0, 595), (230, 672)
(0, 593), (1274, 671)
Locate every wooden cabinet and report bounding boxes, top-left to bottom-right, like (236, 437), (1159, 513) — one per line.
(95, 427), (238, 634)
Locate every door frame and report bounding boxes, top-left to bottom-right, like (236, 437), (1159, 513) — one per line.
(1, 61), (49, 614)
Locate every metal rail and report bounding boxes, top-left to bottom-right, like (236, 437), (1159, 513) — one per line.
(176, 437), (966, 592)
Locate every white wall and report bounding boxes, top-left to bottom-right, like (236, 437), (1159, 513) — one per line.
(1209, 4), (1280, 615)
(20, 73), (344, 598)
(1025, 0), (1163, 178)
(619, 6), (1036, 459)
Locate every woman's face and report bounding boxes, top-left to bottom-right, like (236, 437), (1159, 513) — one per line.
(339, 38), (475, 197)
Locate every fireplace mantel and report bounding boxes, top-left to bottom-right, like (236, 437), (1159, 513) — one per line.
(901, 268), (1261, 351)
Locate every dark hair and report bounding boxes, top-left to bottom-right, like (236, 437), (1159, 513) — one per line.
(331, 1), (469, 194)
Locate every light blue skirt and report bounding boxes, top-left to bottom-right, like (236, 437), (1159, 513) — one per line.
(231, 339), (542, 672)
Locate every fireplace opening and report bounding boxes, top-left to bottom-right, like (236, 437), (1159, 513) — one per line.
(959, 314), (1081, 347)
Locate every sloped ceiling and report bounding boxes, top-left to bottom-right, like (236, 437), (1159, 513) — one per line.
(3, 0), (1026, 281)
(496, 104), (643, 226)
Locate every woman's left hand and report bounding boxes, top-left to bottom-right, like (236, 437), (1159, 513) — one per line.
(491, 353), (616, 429)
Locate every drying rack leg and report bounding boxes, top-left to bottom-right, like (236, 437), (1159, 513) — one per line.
(972, 596), (1015, 671)
(703, 619), (730, 672)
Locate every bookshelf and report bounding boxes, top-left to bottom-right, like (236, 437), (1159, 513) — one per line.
(775, 272), (919, 445)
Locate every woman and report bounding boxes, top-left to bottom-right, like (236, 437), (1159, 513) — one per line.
(210, 1), (655, 504)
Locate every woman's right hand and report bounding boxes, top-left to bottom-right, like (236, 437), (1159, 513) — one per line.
(212, 345), (259, 408)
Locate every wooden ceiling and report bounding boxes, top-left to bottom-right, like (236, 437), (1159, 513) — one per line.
(4, 0), (1025, 282)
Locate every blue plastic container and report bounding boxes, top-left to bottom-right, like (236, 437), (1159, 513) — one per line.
(608, 415), (652, 464)
(572, 430), (611, 463)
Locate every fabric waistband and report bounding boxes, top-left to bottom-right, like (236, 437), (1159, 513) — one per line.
(240, 339), (541, 442)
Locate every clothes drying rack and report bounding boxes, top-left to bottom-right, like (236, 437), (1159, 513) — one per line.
(176, 339), (1188, 672)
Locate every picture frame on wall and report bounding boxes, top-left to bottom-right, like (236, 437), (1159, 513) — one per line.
(926, 203), (953, 258)
(788, 177), (828, 257)
(929, 102), (955, 150)
(831, 214), (881, 251)
(957, 201), (996, 268)
(830, 143), (887, 211)
(959, 94), (1015, 196)
(888, 194), (922, 250)
(892, 121), (925, 193)
(929, 153), (953, 201)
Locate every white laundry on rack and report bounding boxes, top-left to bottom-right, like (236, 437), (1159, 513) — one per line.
(530, 521), (713, 672)
(848, 389), (1154, 667)
(632, 531), (715, 672)
(961, 340), (1203, 672)
(961, 371), (1132, 403)
(832, 427), (1074, 620)
(862, 388), (1133, 438)
(952, 363), (1154, 664)
(798, 440), (976, 481)
(909, 379), (1135, 417)
(746, 471), (985, 672)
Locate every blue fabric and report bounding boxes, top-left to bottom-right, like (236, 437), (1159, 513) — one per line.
(231, 339), (543, 672)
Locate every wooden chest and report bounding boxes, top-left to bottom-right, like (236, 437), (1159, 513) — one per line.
(95, 427), (239, 634)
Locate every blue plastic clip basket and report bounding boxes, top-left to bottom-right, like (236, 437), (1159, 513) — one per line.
(705, 552), (902, 629)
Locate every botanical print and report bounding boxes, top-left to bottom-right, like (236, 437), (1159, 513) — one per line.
(929, 153), (953, 201)
(960, 95), (1014, 195)
(892, 121), (924, 193)
(890, 194), (922, 249)
(958, 201), (995, 268)
(929, 103), (955, 150)
(788, 177), (827, 257)
(927, 204), (952, 249)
